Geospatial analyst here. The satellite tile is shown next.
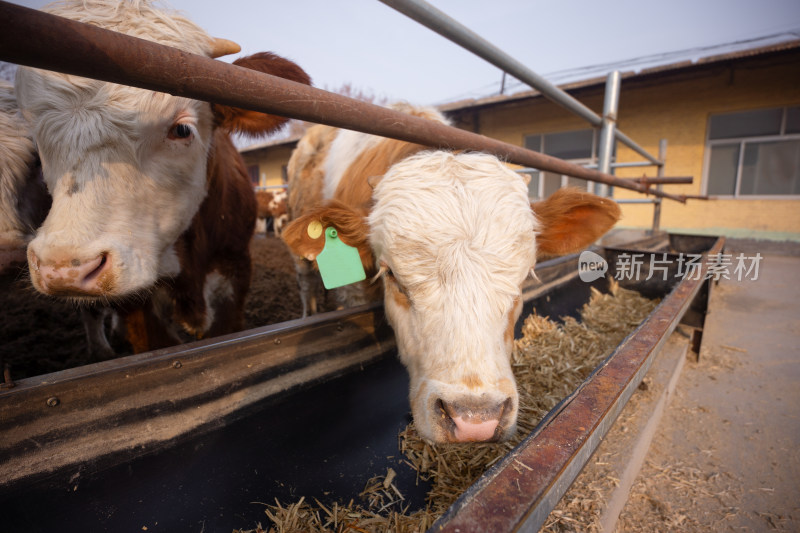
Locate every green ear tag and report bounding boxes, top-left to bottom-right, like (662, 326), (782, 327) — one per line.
(316, 227), (366, 289)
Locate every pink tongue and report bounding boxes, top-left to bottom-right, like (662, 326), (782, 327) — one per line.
(452, 416), (499, 442)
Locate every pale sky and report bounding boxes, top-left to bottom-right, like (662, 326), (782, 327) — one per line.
(9, 0), (800, 105)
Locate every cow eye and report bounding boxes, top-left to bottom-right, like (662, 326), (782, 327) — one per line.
(385, 269), (410, 299)
(168, 123), (193, 140)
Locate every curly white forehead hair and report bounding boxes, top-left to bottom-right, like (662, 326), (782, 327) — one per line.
(369, 150), (538, 316)
(40, 0), (214, 56)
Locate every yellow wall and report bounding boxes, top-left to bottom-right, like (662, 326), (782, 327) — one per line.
(472, 57), (800, 239)
(240, 52), (800, 239)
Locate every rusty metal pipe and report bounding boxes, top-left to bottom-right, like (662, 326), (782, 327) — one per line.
(0, 1), (686, 202)
(633, 176), (694, 185)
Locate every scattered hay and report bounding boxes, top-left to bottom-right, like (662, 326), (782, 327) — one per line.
(240, 281), (658, 533)
(233, 469), (435, 533)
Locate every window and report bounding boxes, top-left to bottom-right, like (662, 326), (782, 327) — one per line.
(247, 164), (259, 186)
(522, 129), (614, 199)
(704, 106), (800, 197)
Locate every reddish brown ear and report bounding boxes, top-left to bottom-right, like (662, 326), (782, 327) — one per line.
(281, 201), (375, 272)
(213, 52), (312, 136)
(532, 187), (621, 258)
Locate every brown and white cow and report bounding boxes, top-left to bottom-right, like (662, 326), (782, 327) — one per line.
(282, 104), (620, 443)
(255, 188), (288, 236)
(14, 0), (310, 353)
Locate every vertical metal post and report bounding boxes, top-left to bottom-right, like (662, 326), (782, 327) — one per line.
(378, 0), (662, 166)
(652, 139), (667, 232)
(596, 71), (621, 197)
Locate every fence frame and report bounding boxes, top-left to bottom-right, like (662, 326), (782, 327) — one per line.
(380, 0), (696, 230)
(0, 0), (688, 203)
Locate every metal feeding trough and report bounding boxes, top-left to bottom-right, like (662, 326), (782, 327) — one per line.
(0, 232), (723, 532)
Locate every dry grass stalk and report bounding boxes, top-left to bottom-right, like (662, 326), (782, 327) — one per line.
(242, 281), (658, 532)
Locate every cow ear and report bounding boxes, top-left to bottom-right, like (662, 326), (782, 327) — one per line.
(213, 52), (311, 136)
(532, 187), (621, 258)
(281, 201), (374, 272)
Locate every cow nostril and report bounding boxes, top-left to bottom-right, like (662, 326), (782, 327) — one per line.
(435, 398), (457, 432)
(437, 399), (499, 442)
(81, 253), (109, 286)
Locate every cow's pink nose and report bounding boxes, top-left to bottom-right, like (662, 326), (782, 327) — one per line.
(30, 252), (112, 296)
(452, 416), (499, 442)
(439, 399), (507, 442)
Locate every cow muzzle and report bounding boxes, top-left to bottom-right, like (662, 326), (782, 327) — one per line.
(435, 396), (515, 443)
(28, 248), (115, 297)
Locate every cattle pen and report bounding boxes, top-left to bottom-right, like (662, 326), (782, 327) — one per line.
(0, 1), (720, 531)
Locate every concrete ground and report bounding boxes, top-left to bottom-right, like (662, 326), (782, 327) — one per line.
(544, 246), (800, 531)
(623, 250), (800, 530)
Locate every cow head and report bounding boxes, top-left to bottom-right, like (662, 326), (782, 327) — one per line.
(14, 0), (309, 300)
(283, 151), (620, 443)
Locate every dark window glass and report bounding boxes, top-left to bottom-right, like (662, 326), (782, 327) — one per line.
(739, 140), (800, 195)
(543, 172), (562, 197)
(524, 135), (542, 152)
(543, 129), (594, 160)
(785, 107), (800, 134)
(708, 108), (782, 140)
(247, 165), (259, 186)
(525, 171), (540, 198)
(706, 144), (740, 195)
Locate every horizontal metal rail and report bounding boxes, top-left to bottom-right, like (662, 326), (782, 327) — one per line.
(378, 0), (663, 166)
(0, 303), (396, 487)
(615, 198), (659, 204)
(633, 176), (693, 185)
(0, 1), (685, 202)
(586, 161), (660, 169)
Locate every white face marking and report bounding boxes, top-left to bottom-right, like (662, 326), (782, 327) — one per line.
(369, 151), (538, 442)
(14, 1), (218, 298)
(201, 271), (234, 332)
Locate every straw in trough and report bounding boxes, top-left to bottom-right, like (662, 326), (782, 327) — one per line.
(237, 281), (659, 533)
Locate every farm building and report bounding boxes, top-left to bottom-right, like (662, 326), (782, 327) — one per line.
(241, 40), (800, 241)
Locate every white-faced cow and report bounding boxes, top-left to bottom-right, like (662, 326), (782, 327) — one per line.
(14, 0), (310, 353)
(282, 104), (621, 443)
(255, 188), (288, 237)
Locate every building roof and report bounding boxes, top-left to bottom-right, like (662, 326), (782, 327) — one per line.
(239, 39), (800, 153)
(438, 39), (800, 113)
(238, 132), (303, 154)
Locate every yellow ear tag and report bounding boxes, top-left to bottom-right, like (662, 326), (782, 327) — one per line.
(307, 220), (323, 239)
(316, 227), (366, 289)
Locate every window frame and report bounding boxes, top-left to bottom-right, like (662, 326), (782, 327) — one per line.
(523, 129), (611, 199)
(702, 106), (800, 200)
(247, 164), (260, 187)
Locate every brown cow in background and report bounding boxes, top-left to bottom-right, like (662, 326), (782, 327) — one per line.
(255, 188), (289, 237)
